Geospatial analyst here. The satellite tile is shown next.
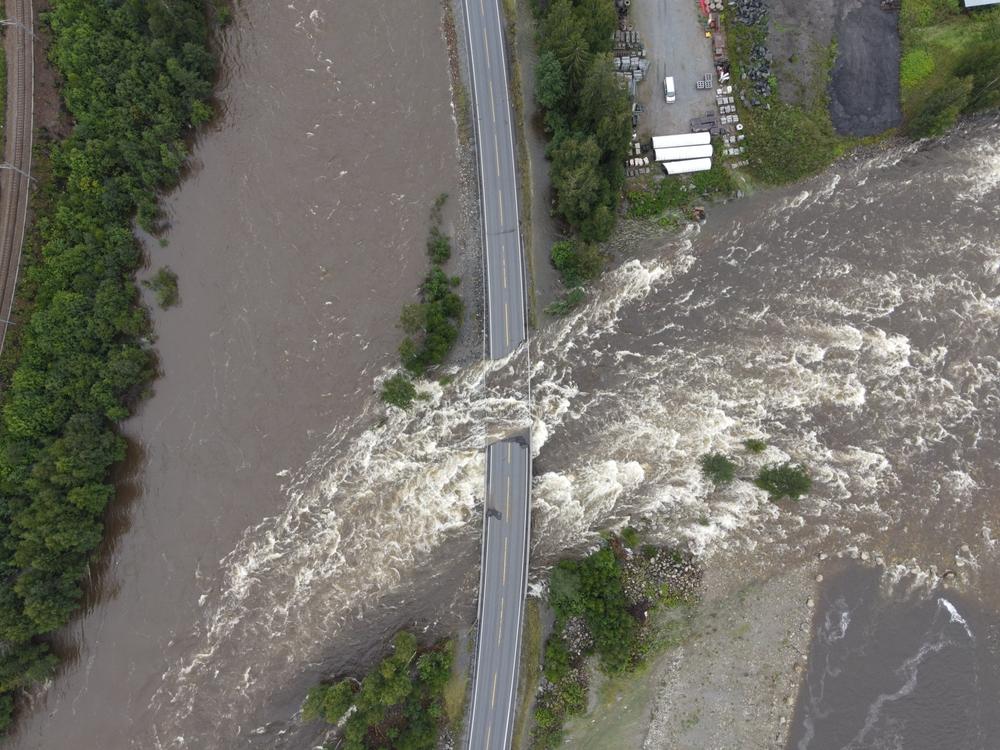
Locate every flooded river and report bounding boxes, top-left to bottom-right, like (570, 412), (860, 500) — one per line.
(7, 2), (1000, 746)
(7, 0), (460, 747)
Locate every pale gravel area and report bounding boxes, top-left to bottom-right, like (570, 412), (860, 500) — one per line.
(641, 564), (818, 750)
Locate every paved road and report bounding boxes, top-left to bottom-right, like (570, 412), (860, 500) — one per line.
(468, 437), (531, 750)
(461, 0), (531, 747)
(463, 0), (526, 359)
(0, 0), (34, 356)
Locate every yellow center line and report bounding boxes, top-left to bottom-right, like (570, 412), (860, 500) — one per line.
(489, 78), (497, 123)
(482, 27), (489, 61)
(504, 302), (510, 346)
(494, 131), (501, 177)
(491, 670), (498, 707)
(485, 725), (492, 748)
(506, 475), (511, 516)
(499, 189), (504, 223)
(507, 443), (511, 461)
(502, 248), (507, 289)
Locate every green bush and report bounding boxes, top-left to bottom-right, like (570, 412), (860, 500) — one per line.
(620, 526), (640, 548)
(381, 373), (417, 409)
(143, 267), (179, 308)
(755, 463), (812, 500)
(743, 438), (767, 454)
(700, 453), (736, 485)
(550, 240), (603, 289)
(427, 226), (451, 264)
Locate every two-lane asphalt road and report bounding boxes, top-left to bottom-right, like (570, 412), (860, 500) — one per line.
(461, 0), (531, 746)
(468, 438), (531, 750)
(463, 0), (526, 359)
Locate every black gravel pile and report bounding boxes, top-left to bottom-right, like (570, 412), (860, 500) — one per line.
(740, 43), (774, 104)
(733, 0), (767, 26)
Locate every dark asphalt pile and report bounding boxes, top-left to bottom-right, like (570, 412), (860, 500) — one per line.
(829, 0), (901, 136)
(733, 0), (767, 26)
(733, 0), (774, 107)
(740, 44), (774, 106)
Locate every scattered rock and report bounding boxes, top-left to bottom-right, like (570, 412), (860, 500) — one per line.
(806, 597), (814, 608)
(860, 551), (870, 562)
(815, 574), (824, 583)
(817, 552), (827, 561)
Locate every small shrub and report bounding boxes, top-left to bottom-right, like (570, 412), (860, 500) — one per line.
(743, 438), (767, 454)
(550, 240), (603, 288)
(699, 453), (736, 485)
(755, 463), (812, 500)
(545, 287), (586, 316)
(427, 226), (452, 264)
(620, 526), (640, 548)
(381, 373), (417, 409)
(143, 267), (179, 308)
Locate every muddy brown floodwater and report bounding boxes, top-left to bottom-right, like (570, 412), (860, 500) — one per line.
(6, 1), (460, 747)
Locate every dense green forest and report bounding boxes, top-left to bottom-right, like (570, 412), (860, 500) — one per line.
(532, 0), (631, 314)
(302, 632), (454, 750)
(0, 0), (213, 730)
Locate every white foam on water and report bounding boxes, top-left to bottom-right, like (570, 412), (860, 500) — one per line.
(938, 598), (974, 640)
(843, 637), (950, 750)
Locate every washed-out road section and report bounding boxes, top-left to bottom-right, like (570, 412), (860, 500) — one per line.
(461, 0), (531, 746)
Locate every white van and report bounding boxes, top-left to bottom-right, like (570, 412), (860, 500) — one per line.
(664, 76), (676, 103)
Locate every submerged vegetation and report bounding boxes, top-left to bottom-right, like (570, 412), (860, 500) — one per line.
(0, 0), (214, 730)
(698, 442), (811, 502)
(398, 195), (463, 377)
(899, 1), (1000, 137)
(531, 535), (700, 749)
(302, 631), (454, 750)
(384, 195), (464, 408)
(143, 267), (179, 308)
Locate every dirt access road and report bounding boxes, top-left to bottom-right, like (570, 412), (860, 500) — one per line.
(0, 0), (34, 356)
(632, 0), (717, 138)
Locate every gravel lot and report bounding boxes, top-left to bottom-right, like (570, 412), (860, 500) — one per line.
(829, 0), (901, 136)
(631, 0), (718, 138)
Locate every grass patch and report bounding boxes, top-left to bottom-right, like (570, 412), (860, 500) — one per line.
(442, 648), (470, 735)
(544, 287), (585, 316)
(898, 5), (1000, 137)
(512, 598), (542, 750)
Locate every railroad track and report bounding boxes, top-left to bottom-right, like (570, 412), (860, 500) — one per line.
(0, 0), (34, 357)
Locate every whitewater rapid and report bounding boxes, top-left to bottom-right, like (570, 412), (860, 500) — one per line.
(149, 117), (1000, 746)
